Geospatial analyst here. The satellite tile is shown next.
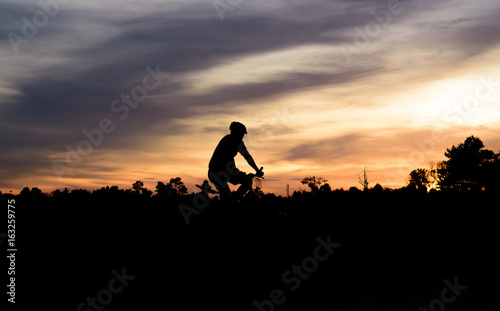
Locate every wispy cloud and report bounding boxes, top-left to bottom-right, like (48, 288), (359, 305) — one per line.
(1, 0), (500, 193)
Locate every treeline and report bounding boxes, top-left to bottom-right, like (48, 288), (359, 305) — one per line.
(296, 135), (500, 195)
(2, 135), (499, 200)
(3, 177), (191, 201)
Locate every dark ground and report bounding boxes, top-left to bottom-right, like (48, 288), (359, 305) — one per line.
(6, 191), (500, 310)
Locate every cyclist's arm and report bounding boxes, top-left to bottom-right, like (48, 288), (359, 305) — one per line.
(239, 142), (260, 172)
(245, 154), (260, 172)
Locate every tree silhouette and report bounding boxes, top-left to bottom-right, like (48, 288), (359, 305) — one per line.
(156, 177), (188, 198)
(358, 167), (369, 191)
(438, 136), (498, 191)
(301, 176), (328, 193)
(371, 183), (384, 192)
(51, 187), (70, 199)
(70, 189), (91, 200)
(156, 182), (168, 198)
(132, 180), (144, 193)
(408, 168), (429, 192)
(320, 183), (332, 193)
(20, 187), (46, 199)
(140, 188), (153, 198)
(92, 186), (127, 200)
(20, 187), (31, 197)
(483, 154), (500, 191)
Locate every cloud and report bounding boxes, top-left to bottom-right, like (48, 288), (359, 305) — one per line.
(1, 0), (500, 193)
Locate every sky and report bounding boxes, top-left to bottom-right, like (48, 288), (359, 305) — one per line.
(1, 0), (500, 195)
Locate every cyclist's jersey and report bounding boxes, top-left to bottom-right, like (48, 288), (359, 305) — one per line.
(209, 134), (248, 172)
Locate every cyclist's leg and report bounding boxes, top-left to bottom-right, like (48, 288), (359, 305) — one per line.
(208, 170), (231, 202)
(232, 171), (253, 198)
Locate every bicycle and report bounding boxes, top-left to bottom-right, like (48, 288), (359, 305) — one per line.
(246, 166), (265, 197)
(196, 167), (264, 200)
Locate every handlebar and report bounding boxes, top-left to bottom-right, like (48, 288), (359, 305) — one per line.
(253, 166), (264, 179)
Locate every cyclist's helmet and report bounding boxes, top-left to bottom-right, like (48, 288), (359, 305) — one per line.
(229, 121), (247, 134)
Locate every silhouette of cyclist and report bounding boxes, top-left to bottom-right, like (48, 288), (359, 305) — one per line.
(208, 122), (264, 202)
